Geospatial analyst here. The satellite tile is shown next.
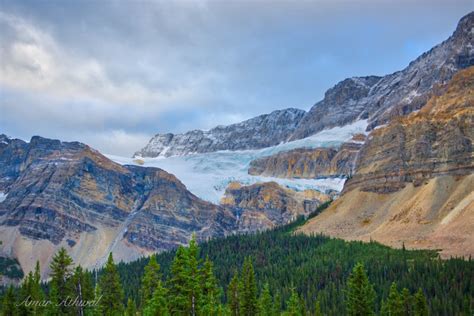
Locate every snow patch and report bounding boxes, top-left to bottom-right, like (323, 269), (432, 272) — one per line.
(0, 192), (7, 202)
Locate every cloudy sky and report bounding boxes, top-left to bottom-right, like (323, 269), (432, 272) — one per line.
(0, 0), (472, 156)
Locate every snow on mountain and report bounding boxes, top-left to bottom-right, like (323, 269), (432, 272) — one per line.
(109, 120), (367, 203)
(135, 108), (306, 157)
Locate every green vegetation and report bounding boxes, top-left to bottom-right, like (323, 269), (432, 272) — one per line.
(0, 204), (472, 315)
(0, 257), (24, 280)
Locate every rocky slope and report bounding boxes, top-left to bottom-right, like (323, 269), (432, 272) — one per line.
(299, 66), (474, 258)
(248, 134), (365, 178)
(136, 12), (473, 157)
(135, 108), (305, 157)
(221, 182), (330, 232)
(291, 11), (474, 139)
(0, 136), (239, 275)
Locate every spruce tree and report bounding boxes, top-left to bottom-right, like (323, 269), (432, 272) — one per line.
(227, 272), (240, 316)
(187, 235), (202, 316)
(168, 246), (189, 315)
(143, 282), (169, 316)
(400, 288), (412, 316)
(345, 262), (376, 316)
(283, 289), (302, 316)
(98, 253), (124, 316)
(383, 282), (403, 316)
(72, 265), (95, 316)
(413, 289), (429, 316)
(49, 247), (74, 315)
(200, 256), (220, 316)
(239, 257), (258, 316)
(140, 255), (162, 306)
(125, 298), (137, 316)
(2, 286), (17, 316)
(314, 299), (322, 316)
(257, 283), (273, 316)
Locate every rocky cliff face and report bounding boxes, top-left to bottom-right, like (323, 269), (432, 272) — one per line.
(135, 108), (306, 157)
(344, 66), (474, 193)
(299, 67), (474, 258)
(248, 135), (365, 179)
(0, 136), (239, 274)
(221, 182), (330, 232)
(291, 12), (474, 139)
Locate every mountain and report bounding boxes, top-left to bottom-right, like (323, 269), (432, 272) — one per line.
(299, 66), (474, 258)
(0, 135), (331, 276)
(135, 108), (305, 157)
(137, 12), (473, 157)
(248, 134), (365, 179)
(290, 11), (474, 139)
(0, 136), (240, 275)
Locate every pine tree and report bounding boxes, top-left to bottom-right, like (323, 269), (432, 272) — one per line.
(413, 289), (428, 316)
(98, 253), (124, 316)
(200, 256), (220, 316)
(143, 282), (169, 316)
(382, 282), (403, 316)
(314, 299), (322, 316)
(72, 265), (95, 316)
(168, 246), (189, 315)
(140, 255), (162, 306)
(272, 292), (282, 316)
(49, 247), (74, 315)
(345, 262), (376, 316)
(239, 257), (258, 316)
(227, 272), (240, 316)
(187, 235), (202, 316)
(2, 286), (17, 316)
(257, 283), (273, 316)
(125, 298), (137, 316)
(400, 288), (412, 316)
(283, 289), (302, 316)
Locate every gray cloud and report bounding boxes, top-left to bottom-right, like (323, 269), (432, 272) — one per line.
(0, 0), (472, 155)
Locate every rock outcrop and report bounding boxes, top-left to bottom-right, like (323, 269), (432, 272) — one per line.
(299, 67), (474, 258)
(248, 135), (365, 179)
(135, 108), (305, 157)
(290, 11), (474, 139)
(221, 182), (330, 232)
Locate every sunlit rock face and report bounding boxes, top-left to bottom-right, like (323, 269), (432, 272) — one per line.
(345, 66), (474, 194)
(248, 135), (365, 179)
(221, 181), (330, 232)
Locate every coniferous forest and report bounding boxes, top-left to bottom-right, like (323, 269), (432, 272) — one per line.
(1, 208), (473, 316)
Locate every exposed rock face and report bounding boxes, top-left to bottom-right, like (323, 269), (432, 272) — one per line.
(291, 12), (474, 139)
(299, 67), (474, 258)
(1, 136), (333, 276)
(135, 108), (306, 157)
(221, 182), (330, 232)
(344, 66), (474, 193)
(0, 136), (237, 275)
(248, 135), (365, 179)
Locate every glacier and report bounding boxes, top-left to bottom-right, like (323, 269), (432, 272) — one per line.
(108, 120), (367, 203)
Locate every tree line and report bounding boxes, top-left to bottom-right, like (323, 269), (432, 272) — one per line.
(1, 235), (432, 316)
